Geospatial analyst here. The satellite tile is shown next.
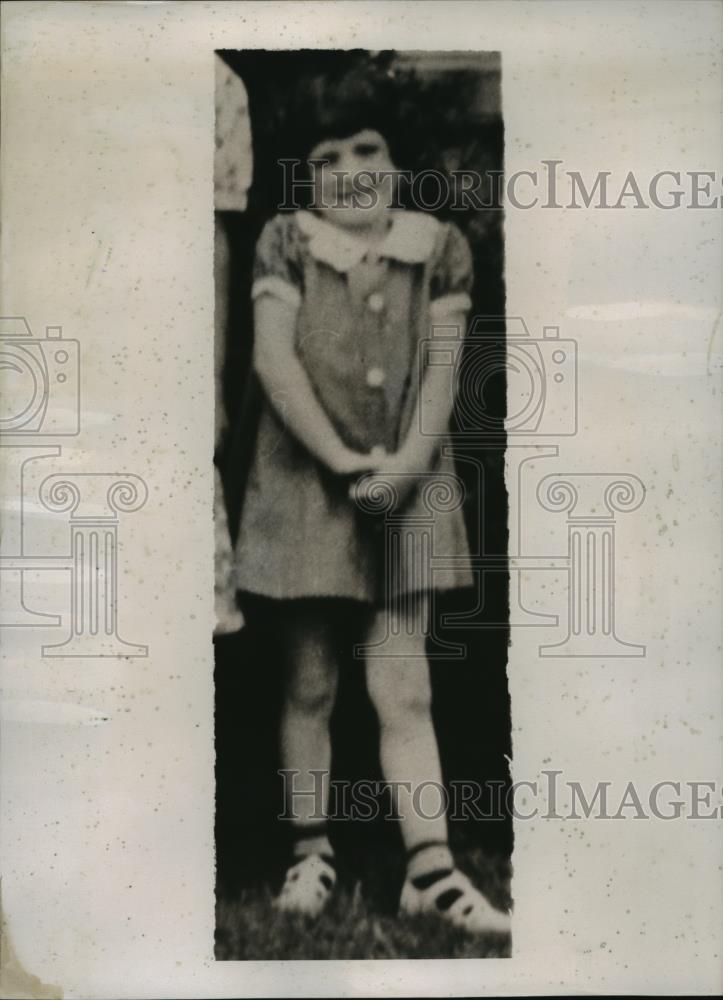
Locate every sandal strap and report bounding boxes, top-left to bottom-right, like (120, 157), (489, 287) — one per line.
(408, 867), (467, 908)
(404, 867), (510, 929)
(276, 853), (337, 917)
(284, 853), (336, 888)
(445, 873), (495, 918)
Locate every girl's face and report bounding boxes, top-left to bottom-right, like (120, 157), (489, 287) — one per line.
(308, 129), (399, 232)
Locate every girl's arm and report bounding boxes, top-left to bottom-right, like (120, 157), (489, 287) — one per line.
(253, 294), (373, 476)
(353, 311), (466, 506)
(395, 310), (467, 474)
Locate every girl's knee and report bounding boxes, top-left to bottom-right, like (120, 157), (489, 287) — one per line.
(286, 671), (336, 717)
(282, 609), (339, 716)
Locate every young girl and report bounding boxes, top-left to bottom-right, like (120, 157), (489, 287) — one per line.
(234, 63), (510, 936)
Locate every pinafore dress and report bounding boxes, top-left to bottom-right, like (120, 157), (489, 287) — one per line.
(234, 209), (475, 605)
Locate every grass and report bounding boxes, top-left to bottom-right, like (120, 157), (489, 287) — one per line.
(215, 846), (512, 960)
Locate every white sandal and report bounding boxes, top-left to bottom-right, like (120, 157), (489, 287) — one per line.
(274, 854), (337, 917)
(399, 868), (511, 935)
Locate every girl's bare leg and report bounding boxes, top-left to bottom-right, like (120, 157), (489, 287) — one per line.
(365, 593), (511, 933)
(365, 594), (454, 877)
(273, 603), (340, 914)
(279, 604), (338, 853)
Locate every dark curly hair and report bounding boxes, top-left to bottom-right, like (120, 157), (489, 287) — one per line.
(219, 48), (501, 222)
(280, 51), (424, 174)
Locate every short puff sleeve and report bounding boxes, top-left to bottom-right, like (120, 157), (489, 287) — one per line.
(429, 223), (474, 320)
(251, 214), (304, 310)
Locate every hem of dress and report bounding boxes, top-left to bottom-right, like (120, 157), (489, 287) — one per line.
(235, 581), (475, 607)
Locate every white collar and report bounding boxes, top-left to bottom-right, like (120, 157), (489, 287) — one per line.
(296, 210), (441, 272)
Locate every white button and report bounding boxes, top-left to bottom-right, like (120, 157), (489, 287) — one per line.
(366, 366), (385, 388)
(367, 292), (385, 313)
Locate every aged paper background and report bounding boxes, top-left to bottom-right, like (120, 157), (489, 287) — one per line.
(1, 1), (721, 996)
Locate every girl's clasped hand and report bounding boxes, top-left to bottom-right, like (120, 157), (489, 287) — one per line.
(343, 445), (427, 511)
